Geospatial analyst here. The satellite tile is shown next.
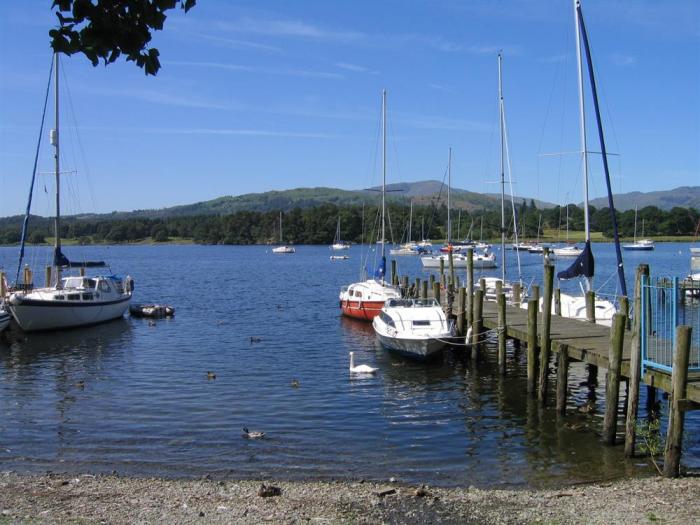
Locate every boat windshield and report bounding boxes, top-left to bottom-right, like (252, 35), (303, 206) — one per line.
(386, 298), (439, 308)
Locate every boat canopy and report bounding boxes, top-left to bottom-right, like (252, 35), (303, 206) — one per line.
(54, 247), (105, 268)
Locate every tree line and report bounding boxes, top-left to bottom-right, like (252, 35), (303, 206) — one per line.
(0, 201), (698, 246)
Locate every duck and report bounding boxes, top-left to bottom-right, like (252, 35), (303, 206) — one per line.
(242, 427), (265, 439)
(206, 371), (216, 380)
(349, 352), (378, 374)
(577, 400), (595, 414)
(290, 379), (300, 388)
(250, 336), (262, 344)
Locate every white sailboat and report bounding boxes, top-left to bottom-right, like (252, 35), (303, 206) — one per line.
(551, 0), (628, 327)
(390, 201), (419, 255)
(339, 90), (400, 321)
(623, 206), (654, 250)
(8, 53), (132, 332)
(272, 212), (295, 254)
(330, 217), (350, 251)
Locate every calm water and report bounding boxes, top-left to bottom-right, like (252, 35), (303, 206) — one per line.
(0, 242), (698, 487)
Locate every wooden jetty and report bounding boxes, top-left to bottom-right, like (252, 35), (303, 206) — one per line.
(391, 255), (699, 478)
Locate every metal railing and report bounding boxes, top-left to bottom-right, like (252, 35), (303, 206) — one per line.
(641, 276), (699, 373)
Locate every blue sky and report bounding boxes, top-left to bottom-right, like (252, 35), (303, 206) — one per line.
(0, 0), (698, 217)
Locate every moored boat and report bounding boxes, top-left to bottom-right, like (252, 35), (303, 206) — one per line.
(0, 307), (10, 333)
(373, 298), (453, 359)
(129, 303), (175, 318)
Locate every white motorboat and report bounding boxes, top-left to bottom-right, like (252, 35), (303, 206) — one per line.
(272, 212), (295, 254)
(373, 298), (453, 359)
(421, 250), (497, 269)
(389, 244), (419, 256)
(0, 307), (10, 333)
(520, 292), (616, 327)
(7, 53), (132, 332)
(330, 255), (349, 261)
(553, 245), (583, 257)
(339, 90), (400, 322)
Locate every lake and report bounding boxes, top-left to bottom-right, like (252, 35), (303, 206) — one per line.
(0, 242), (698, 487)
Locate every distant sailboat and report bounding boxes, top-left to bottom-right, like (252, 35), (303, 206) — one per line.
(331, 217), (350, 251)
(623, 206), (654, 251)
(272, 212), (295, 254)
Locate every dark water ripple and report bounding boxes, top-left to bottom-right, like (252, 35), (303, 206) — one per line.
(0, 243), (698, 487)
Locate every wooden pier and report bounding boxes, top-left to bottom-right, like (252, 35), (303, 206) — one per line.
(392, 256), (699, 478)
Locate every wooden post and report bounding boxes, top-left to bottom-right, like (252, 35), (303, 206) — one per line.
(556, 345), (569, 415)
(433, 281), (441, 305)
(619, 295), (629, 329)
(402, 275), (409, 296)
(531, 285), (540, 305)
(527, 299), (538, 396)
(79, 267), (85, 277)
(439, 256), (445, 278)
(429, 273), (435, 288)
(45, 266), (52, 287)
(585, 290), (596, 323)
(466, 249), (474, 326)
(625, 264), (649, 457)
(421, 280), (428, 300)
(391, 259), (397, 286)
(448, 250), (455, 290)
(415, 277), (421, 298)
(497, 292), (506, 375)
(538, 265), (554, 405)
(457, 287), (466, 337)
(513, 282), (521, 306)
(495, 280), (503, 297)
(472, 289), (484, 360)
(479, 277), (486, 293)
(603, 313), (626, 445)
(554, 288), (561, 316)
(663, 325), (692, 478)
(0, 271), (5, 298)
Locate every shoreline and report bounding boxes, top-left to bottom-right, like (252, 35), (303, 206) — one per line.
(1, 472), (698, 524)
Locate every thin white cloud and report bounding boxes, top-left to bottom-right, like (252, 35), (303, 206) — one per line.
(75, 85), (231, 110)
(167, 60), (343, 79)
(216, 17), (366, 43)
(187, 32), (284, 53)
(610, 53), (637, 67)
(393, 111), (490, 132)
(428, 83), (456, 94)
(334, 61), (378, 74)
(143, 127), (334, 139)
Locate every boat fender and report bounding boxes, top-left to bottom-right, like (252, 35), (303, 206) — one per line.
(125, 276), (134, 293)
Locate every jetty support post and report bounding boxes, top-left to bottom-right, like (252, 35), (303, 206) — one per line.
(538, 264), (554, 405)
(513, 282), (521, 306)
(0, 271), (6, 298)
(531, 285), (540, 305)
(479, 277), (486, 294)
(415, 277), (421, 298)
(527, 298), (538, 396)
(472, 289), (484, 360)
(402, 275), (409, 297)
(625, 264), (649, 457)
(448, 250), (456, 289)
(556, 344), (569, 415)
(619, 295), (630, 330)
(457, 286), (466, 337)
(554, 288), (561, 316)
(603, 313), (626, 445)
(433, 281), (441, 306)
(421, 280), (428, 300)
(663, 325), (692, 478)
(45, 266), (52, 288)
(391, 259), (397, 286)
(466, 248), (474, 327)
(586, 291), (596, 323)
(495, 280), (503, 297)
(440, 257), (446, 289)
(497, 291), (507, 375)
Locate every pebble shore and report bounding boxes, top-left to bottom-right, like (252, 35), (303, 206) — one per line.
(1, 472), (699, 524)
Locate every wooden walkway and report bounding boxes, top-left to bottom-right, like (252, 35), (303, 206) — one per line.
(480, 301), (700, 404)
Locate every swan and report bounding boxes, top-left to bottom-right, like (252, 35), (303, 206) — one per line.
(242, 427), (265, 439)
(349, 352), (378, 374)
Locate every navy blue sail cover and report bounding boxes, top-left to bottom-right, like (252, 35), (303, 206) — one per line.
(54, 247), (105, 268)
(374, 256), (387, 280)
(557, 241), (594, 280)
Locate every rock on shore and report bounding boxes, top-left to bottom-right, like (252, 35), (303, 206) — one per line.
(0, 472), (698, 524)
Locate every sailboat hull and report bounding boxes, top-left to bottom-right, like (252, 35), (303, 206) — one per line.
(340, 300), (386, 321)
(0, 310), (10, 333)
(9, 296), (131, 332)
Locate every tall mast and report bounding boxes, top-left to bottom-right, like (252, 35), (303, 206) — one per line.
(447, 147), (452, 244)
(53, 52), (61, 260)
(279, 211), (282, 243)
(574, 0), (592, 291)
(498, 51), (506, 282)
(633, 205), (638, 242)
(381, 89), (387, 257)
(408, 201), (413, 242)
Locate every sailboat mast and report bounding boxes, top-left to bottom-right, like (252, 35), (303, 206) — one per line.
(498, 52), (506, 282)
(409, 201), (413, 242)
(53, 52), (61, 259)
(574, 0), (591, 291)
(447, 147), (452, 244)
(381, 89), (387, 258)
(279, 211), (282, 243)
(633, 205), (638, 242)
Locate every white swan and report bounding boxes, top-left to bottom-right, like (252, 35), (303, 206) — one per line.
(349, 352), (378, 374)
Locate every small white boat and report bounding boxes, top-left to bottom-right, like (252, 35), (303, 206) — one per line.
(0, 307), (10, 333)
(521, 292), (615, 327)
(129, 303), (175, 318)
(373, 298), (453, 359)
(330, 217), (350, 251)
(272, 245), (296, 254)
(552, 245), (582, 258)
(389, 242), (420, 256)
(330, 255), (349, 261)
(421, 250), (497, 269)
(623, 207), (654, 251)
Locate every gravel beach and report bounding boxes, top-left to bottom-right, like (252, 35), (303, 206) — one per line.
(1, 472), (698, 524)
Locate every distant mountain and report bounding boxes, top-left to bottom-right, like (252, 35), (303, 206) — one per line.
(587, 186), (700, 211)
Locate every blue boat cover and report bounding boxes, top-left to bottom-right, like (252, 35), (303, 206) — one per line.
(54, 247), (105, 268)
(557, 241), (594, 280)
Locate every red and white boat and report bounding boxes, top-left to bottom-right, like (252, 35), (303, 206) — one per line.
(339, 90), (400, 321)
